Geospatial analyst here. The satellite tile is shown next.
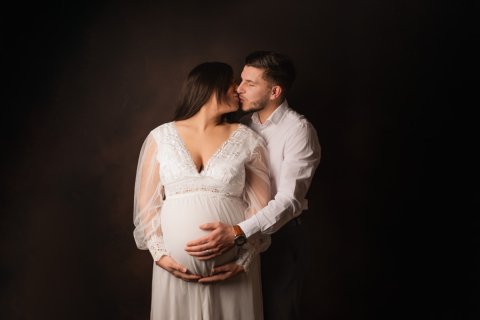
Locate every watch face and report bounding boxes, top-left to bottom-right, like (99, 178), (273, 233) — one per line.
(235, 236), (247, 246)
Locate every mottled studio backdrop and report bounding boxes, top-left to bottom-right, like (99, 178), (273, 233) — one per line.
(1, 1), (475, 319)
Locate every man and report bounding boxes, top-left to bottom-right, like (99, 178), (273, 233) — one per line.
(186, 51), (321, 319)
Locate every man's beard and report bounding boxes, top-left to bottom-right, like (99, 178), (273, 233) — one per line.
(242, 97), (269, 112)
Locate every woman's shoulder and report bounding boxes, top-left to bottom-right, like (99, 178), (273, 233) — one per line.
(150, 121), (174, 135)
(232, 123), (266, 150)
(226, 121), (248, 134)
(227, 122), (254, 138)
(143, 122), (175, 145)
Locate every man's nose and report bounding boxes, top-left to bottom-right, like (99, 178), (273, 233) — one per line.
(236, 83), (244, 93)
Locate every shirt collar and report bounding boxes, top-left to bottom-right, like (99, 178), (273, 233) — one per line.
(251, 100), (289, 126)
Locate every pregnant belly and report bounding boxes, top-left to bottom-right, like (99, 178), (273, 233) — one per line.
(160, 194), (245, 277)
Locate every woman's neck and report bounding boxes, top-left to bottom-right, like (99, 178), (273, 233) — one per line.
(178, 104), (224, 132)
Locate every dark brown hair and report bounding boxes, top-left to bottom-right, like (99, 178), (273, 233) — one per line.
(245, 51), (295, 97)
(174, 62), (234, 121)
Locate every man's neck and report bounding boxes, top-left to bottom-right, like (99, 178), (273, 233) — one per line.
(257, 99), (284, 124)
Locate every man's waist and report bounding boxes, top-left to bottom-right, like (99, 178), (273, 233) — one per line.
(285, 216), (302, 228)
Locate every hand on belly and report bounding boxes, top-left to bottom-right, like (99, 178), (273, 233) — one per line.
(163, 226), (237, 277)
(161, 202), (238, 277)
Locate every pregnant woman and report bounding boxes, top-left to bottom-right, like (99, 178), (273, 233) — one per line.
(133, 62), (271, 319)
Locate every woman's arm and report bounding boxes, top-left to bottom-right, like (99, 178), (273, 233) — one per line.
(133, 132), (201, 281)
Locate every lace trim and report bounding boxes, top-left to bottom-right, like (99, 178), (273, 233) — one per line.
(167, 122), (199, 174)
(168, 122), (249, 175)
(235, 245), (254, 272)
(235, 234), (271, 272)
(166, 187), (241, 199)
(146, 234), (169, 261)
(202, 125), (247, 173)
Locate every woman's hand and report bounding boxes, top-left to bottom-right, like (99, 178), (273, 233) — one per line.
(156, 256), (202, 282)
(198, 262), (245, 283)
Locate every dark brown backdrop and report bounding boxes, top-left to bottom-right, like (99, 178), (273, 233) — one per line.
(1, 0), (475, 319)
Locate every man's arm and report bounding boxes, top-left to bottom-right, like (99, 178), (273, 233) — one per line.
(185, 122), (321, 258)
(239, 122), (321, 237)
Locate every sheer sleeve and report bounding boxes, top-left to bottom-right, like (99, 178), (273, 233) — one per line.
(236, 137), (272, 271)
(133, 133), (169, 262)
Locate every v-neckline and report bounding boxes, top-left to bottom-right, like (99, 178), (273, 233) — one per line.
(171, 122), (243, 175)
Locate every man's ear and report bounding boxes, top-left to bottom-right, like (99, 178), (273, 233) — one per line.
(270, 85), (283, 100)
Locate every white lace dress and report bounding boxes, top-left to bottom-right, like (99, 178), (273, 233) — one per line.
(133, 122), (271, 320)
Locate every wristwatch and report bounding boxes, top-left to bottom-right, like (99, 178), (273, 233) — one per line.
(232, 225), (247, 246)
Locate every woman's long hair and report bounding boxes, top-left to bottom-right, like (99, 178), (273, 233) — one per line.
(173, 62), (234, 121)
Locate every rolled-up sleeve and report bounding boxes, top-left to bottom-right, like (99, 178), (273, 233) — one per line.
(239, 121), (321, 238)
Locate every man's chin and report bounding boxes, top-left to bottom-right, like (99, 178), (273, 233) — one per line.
(241, 103), (262, 113)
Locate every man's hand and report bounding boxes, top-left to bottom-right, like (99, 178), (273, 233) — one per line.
(156, 256), (201, 282)
(198, 262), (245, 283)
(185, 222), (236, 260)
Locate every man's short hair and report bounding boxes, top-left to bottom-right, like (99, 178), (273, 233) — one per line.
(245, 51), (296, 96)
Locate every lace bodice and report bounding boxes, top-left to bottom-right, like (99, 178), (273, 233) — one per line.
(133, 122), (271, 270)
(151, 122), (252, 198)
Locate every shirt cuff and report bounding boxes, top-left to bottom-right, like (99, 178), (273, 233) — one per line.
(238, 215), (261, 239)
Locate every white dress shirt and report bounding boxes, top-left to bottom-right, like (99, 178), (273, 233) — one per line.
(238, 100), (321, 238)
